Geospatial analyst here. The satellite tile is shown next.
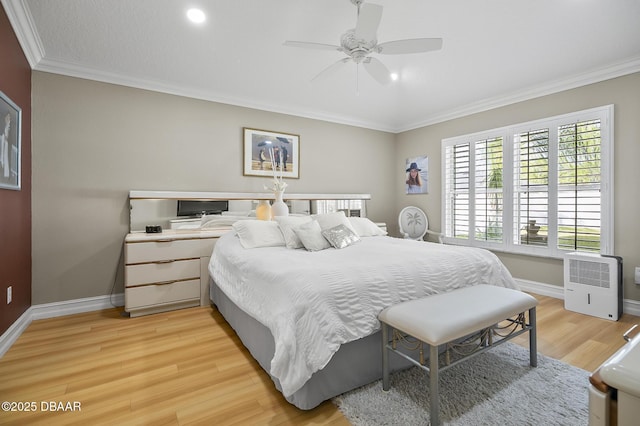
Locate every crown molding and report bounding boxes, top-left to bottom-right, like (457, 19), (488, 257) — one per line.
(400, 55), (640, 133)
(34, 54), (640, 135)
(34, 56), (397, 133)
(6, 0), (639, 134)
(1, 0), (44, 68)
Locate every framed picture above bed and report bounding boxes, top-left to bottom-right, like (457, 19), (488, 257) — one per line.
(0, 91), (21, 191)
(243, 127), (300, 179)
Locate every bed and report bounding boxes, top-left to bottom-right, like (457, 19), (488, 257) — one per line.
(207, 214), (519, 409)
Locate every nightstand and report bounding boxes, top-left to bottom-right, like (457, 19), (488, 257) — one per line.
(124, 230), (226, 317)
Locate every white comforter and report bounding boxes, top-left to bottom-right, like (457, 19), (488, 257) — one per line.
(209, 233), (518, 397)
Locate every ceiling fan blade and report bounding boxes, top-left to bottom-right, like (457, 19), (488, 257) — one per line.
(311, 58), (350, 82)
(377, 38), (443, 54)
(355, 3), (383, 41)
(363, 57), (390, 85)
(283, 41), (341, 51)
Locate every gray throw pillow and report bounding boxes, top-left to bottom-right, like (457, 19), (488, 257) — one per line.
(322, 224), (361, 249)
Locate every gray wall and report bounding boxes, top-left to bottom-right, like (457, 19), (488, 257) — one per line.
(31, 72), (396, 304)
(396, 72), (640, 301)
(32, 71), (640, 306)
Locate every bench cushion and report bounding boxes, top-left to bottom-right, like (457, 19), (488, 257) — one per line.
(378, 285), (538, 346)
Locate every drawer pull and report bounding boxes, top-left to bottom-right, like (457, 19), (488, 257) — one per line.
(155, 239), (175, 243)
(155, 280), (178, 286)
(623, 324), (639, 342)
(154, 259), (175, 264)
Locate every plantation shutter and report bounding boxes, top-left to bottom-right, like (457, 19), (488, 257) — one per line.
(444, 143), (470, 239)
(475, 137), (503, 242)
(442, 105), (611, 256)
(557, 119), (601, 252)
(514, 129), (549, 247)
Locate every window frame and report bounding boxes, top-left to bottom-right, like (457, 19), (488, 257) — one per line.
(441, 105), (614, 258)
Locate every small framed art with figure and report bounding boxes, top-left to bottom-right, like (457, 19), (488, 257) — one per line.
(405, 155), (428, 194)
(243, 128), (299, 179)
(0, 91), (21, 191)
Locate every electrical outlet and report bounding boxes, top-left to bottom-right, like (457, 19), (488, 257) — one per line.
(7, 286), (12, 304)
(635, 267), (640, 285)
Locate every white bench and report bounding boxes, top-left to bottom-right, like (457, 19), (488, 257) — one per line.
(378, 284), (538, 426)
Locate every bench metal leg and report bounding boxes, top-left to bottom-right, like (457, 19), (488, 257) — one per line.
(429, 344), (440, 426)
(380, 304), (536, 425)
(382, 322), (390, 391)
(529, 306), (537, 367)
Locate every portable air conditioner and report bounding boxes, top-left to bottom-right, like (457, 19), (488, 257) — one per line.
(564, 252), (623, 321)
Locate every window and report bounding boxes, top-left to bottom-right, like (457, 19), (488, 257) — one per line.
(514, 129), (549, 248)
(442, 105), (613, 258)
(475, 137), (503, 242)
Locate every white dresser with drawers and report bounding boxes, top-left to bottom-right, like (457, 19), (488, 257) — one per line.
(124, 229), (228, 317)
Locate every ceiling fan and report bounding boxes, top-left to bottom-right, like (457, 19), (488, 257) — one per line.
(283, 0), (443, 86)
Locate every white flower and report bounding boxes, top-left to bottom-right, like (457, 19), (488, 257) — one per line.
(264, 177), (287, 192)
(264, 146), (288, 193)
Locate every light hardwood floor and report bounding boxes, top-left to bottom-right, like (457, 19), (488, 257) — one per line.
(0, 294), (637, 425)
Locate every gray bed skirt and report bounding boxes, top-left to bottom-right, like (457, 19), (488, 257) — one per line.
(209, 278), (413, 410)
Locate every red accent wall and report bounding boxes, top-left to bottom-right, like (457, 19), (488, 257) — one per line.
(0, 4), (32, 335)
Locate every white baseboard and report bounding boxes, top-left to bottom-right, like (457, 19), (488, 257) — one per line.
(515, 278), (640, 317)
(515, 278), (565, 299)
(0, 308), (33, 359)
(625, 299), (640, 317)
(2, 283), (640, 358)
(30, 293), (124, 321)
(0, 293), (124, 358)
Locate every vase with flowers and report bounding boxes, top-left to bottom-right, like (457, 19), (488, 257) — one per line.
(264, 147), (289, 217)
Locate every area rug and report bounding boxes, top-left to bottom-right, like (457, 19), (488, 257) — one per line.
(332, 342), (589, 425)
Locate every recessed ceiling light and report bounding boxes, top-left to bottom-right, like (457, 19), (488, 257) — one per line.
(390, 73), (399, 81)
(186, 8), (206, 24)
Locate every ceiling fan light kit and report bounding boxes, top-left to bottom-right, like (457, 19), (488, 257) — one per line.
(284, 0), (443, 86)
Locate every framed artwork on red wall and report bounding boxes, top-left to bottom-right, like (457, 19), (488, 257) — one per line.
(0, 91), (21, 191)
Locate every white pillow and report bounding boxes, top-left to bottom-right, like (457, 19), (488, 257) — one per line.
(293, 220), (331, 251)
(201, 215), (254, 229)
(274, 216), (313, 249)
(311, 211), (358, 234)
(222, 211), (252, 216)
(348, 217), (387, 237)
(232, 220), (286, 249)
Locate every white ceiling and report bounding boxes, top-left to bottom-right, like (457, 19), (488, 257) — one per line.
(4, 0), (640, 133)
